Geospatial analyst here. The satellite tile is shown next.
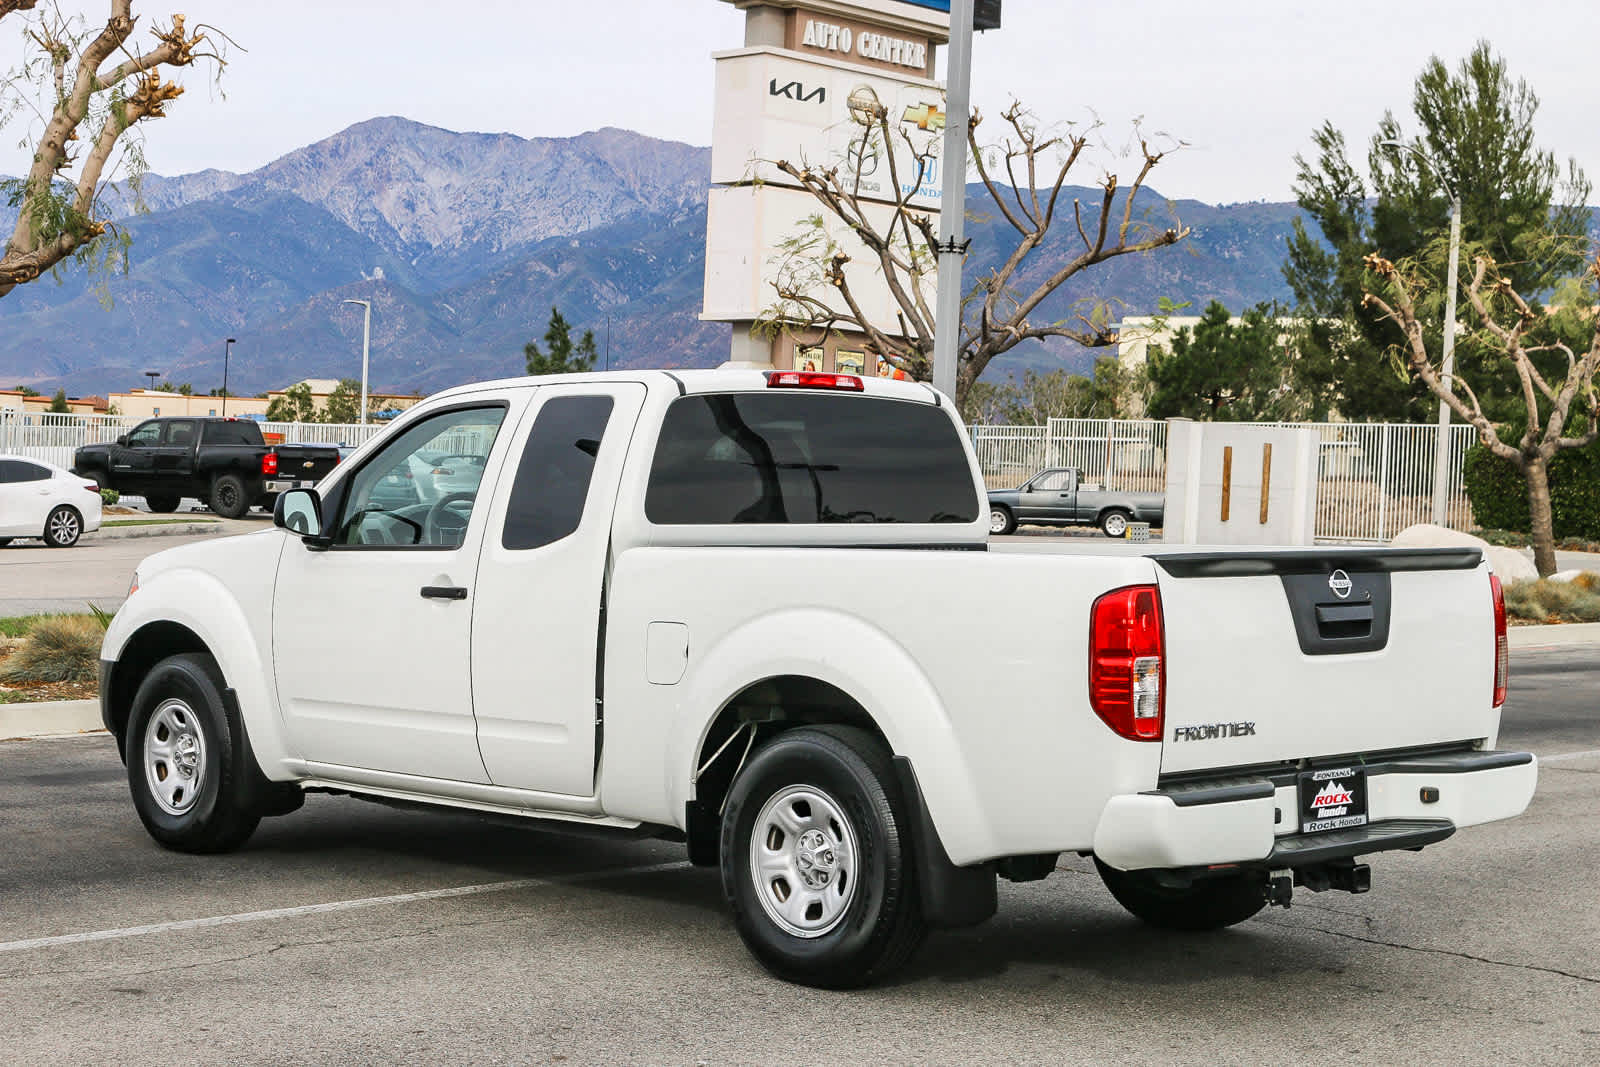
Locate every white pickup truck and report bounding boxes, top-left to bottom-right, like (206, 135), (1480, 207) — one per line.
(100, 369), (1537, 987)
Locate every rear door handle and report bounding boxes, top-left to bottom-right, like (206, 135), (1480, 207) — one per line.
(420, 585), (468, 601)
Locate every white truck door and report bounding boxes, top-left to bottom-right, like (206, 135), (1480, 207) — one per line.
(271, 399), (520, 783)
(470, 382), (645, 796)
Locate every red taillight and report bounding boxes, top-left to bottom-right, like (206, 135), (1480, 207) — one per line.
(83, 482), (99, 494)
(1491, 573), (1508, 708)
(261, 452), (278, 476)
(767, 371), (866, 392)
(1089, 584), (1165, 741)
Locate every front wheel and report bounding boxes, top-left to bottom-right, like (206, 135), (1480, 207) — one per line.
(44, 505), (82, 547)
(989, 505), (1017, 536)
(720, 726), (926, 988)
(1095, 859), (1267, 931)
(126, 653), (263, 853)
(209, 473), (250, 519)
(1100, 509), (1131, 538)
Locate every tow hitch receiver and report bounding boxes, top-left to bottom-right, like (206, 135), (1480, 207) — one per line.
(1266, 869), (1294, 908)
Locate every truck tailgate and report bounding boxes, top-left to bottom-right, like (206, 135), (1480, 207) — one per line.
(1152, 548), (1498, 775)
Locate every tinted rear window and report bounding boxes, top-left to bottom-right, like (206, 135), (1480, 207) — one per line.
(645, 393), (978, 525)
(203, 421), (261, 446)
(502, 395), (615, 550)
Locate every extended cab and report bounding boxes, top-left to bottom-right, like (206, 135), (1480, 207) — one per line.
(99, 370), (1536, 988)
(73, 417), (341, 518)
(987, 466), (1165, 537)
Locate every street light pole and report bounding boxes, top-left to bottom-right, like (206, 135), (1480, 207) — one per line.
(342, 299), (372, 425)
(222, 338), (236, 417)
(1380, 140), (1460, 527)
(931, 0), (975, 400)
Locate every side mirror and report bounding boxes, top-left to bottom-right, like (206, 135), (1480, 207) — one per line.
(116, 435), (128, 446)
(274, 488), (330, 548)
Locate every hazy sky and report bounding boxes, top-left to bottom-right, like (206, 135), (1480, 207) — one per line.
(2, 0), (1595, 205)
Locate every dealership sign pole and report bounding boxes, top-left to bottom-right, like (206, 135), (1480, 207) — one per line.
(931, 0), (973, 399)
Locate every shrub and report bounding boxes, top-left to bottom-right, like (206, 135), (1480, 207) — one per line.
(99, 488), (120, 505)
(1463, 438), (1600, 540)
(1502, 576), (1600, 624)
(0, 616), (103, 683)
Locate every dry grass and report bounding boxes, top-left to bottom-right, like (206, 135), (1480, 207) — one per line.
(0, 615), (104, 684)
(1503, 575), (1600, 624)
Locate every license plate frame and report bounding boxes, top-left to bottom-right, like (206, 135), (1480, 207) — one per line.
(1298, 766), (1369, 834)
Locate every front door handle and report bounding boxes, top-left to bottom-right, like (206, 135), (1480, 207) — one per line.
(420, 585), (468, 601)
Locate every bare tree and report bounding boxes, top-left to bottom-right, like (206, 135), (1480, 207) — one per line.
(0, 1), (225, 298)
(760, 102), (1188, 405)
(1364, 252), (1600, 576)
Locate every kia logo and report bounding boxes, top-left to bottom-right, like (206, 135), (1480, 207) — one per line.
(1328, 569), (1353, 599)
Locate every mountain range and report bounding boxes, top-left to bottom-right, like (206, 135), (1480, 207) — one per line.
(2, 115), (1318, 399)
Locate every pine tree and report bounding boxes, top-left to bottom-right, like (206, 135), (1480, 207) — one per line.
(524, 308), (599, 376)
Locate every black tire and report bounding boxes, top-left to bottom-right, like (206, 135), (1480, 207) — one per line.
(0, 538), (12, 547)
(125, 652), (263, 853)
(144, 493), (182, 513)
(1095, 859), (1267, 931)
(85, 470), (110, 491)
(43, 505), (82, 547)
(256, 492), (278, 514)
(720, 725), (926, 989)
(1099, 508), (1132, 538)
(988, 504), (1017, 536)
(210, 473), (250, 519)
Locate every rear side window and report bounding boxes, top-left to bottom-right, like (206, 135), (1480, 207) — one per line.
(645, 393), (978, 525)
(502, 396), (615, 550)
(166, 420), (197, 447)
(203, 421), (260, 446)
(0, 459), (51, 483)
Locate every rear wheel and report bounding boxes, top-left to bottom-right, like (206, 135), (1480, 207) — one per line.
(126, 652), (263, 853)
(209, 474), (250, 519)
(44, 505), (82, 547)
(256, 492), (279, 514)
(1100, 509), (1131, 538)
(1095, 859), (1267, 931)
(721, 726), (926, 988)
(144, 493), (181, 513)
(989, 505), (1016, 536)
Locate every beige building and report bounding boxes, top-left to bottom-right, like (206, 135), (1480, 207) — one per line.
(108, 389), (270, 419)
(0, 389), (112, 416)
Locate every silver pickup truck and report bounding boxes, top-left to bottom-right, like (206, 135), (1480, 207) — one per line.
(988, 467), (1165, 536)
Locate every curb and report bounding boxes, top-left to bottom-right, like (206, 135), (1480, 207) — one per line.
(1509, 622), (1600, 650)
(88, 522), (224, 541)
(0, 698), (104, 741)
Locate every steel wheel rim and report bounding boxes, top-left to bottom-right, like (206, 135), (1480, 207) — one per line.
(143, 699), (207, 816)
(990, 508), (1008, 534)
(49, 509), (79, 544)
(749, 784), (860, 939)
(1105, 513), (1127, 536)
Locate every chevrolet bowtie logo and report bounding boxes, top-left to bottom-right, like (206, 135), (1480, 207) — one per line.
(902, 103), (945, 132)
(302, 461), (314, 469)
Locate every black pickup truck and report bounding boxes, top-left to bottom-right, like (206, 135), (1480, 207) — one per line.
(73, 417), (342, 519)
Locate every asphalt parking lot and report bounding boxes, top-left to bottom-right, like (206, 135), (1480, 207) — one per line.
(1, 646), (1596, 1063)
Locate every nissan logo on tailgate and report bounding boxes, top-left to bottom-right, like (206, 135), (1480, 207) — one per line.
(1328, 569), (1353, 599)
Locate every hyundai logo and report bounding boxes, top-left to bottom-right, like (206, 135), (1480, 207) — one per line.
(1328, 569), (1353, 599)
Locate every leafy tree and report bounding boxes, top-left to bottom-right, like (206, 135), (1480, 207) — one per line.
(265, 382), (316, 423)
(1366, 250), (1600, 576)
(323, 378), (363, 424)
(524, 307), (598, 376)
(48, 387), (69, 412)
(11, 384), (42, 396)
(1285, 41), (1591, 422)
(1145, 302), (1291, 421)
(152, 380), (192, 394)
(763, 102), (1187, 405)
(0, 2), (227, 298)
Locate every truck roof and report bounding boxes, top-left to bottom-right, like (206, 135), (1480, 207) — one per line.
(428, 369), (945, 407)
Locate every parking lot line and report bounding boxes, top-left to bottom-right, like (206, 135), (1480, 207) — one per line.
(1540, 748), (1600, 764)
(0, 860), (689, 954)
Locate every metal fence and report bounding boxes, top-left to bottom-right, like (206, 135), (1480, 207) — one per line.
(972, 418), (1482, 544)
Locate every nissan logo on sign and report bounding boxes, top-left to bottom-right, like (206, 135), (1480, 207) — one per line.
(1328, 570), (1353, 600)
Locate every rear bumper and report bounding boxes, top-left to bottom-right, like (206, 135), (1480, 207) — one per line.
(1092, 748), (1537, 872)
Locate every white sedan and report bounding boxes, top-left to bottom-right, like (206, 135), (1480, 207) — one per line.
(0, 454), (103, 547)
